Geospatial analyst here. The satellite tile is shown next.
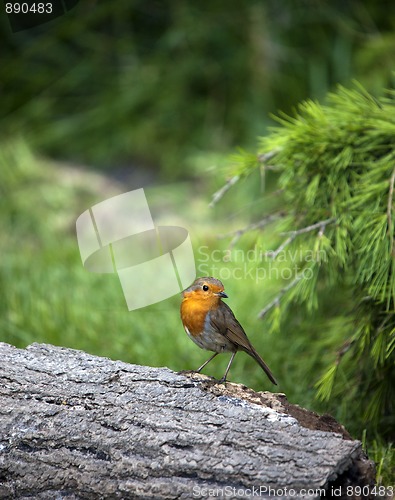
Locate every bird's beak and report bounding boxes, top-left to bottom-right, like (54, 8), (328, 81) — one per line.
(217, 291), (228, 298)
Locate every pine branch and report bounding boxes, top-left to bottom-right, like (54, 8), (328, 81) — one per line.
(258, 150), (282, 191)
(210, 149), (281, 208)
(336, 340), (353, 365)
(219, 212), (285, 250)
(387, 168), (395, 255)
(209, 175), (240, 208)
(265, 235), (294, 260)
(257, 148), (282, 167)
(281, 218), (336, 237)
(258, 273), (304, 319)
(266, 218), (336, 260)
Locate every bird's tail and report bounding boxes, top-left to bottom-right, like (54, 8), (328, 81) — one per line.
(248, 346), (278, 385)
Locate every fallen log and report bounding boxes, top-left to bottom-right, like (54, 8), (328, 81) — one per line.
(0, 343), (375, 499)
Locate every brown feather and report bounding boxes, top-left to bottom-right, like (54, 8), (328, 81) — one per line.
(210, 302), (278, 385)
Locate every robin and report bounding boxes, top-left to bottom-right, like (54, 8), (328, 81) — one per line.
(180, 277), (277, 385)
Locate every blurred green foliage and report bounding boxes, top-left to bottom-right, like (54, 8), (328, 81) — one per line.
(1, 0), (395, 175)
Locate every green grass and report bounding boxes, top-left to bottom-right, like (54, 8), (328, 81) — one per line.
(1, 138), (394, 486)
(365, 437), (395, 487)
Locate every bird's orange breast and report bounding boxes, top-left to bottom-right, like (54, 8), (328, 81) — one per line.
(180, 297), (211, 336)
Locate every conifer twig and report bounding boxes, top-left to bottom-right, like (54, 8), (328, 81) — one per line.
(336, 340), (353, 365)
(387, 169), (395, 255)
(265, 235), (294, 260)
(280, 218), (336, 236)
(266, 218), (336, 260)
(209, 175), (240, 208)
(257, 148), (281, 166)
(258, 273), (304, 319)
(210, 149), (281, 208)
(219, 212), (284, 250)
(258, 150), (282, 191)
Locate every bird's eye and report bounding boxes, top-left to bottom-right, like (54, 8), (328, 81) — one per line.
(202, 285), (209, 291)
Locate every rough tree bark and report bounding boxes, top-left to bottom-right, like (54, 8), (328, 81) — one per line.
(0, 343), (375, 499)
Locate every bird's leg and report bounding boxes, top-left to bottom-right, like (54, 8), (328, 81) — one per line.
(196, 352), (219, 373)
(218, 351), (237, 384)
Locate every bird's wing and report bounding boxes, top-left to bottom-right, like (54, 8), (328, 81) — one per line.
(210, 301), (278, 385)
(209, 302), (253, 352)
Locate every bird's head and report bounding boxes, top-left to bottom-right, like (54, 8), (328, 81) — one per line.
(181, 277), (228, 304)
